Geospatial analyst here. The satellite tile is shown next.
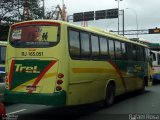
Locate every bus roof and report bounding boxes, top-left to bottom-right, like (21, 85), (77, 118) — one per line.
(63, 21), (148, 48)
(10, 20), (148, 48)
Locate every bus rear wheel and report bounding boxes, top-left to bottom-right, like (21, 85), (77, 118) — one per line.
(104, 82), (115, 107)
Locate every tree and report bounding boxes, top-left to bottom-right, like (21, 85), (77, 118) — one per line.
(0, 0), (43, 24)
(0, 0), (19, 24)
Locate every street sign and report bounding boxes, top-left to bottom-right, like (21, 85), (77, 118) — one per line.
(149, 28), (160, 34)
(106, 8), (118, 19)
(73, 12), (84, 22)
(84, 11), (94, 21)
(73, 8), (118, 22)
(95, 10), (106, 20)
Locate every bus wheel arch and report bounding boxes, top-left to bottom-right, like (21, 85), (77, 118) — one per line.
(104, 80), (116, 107)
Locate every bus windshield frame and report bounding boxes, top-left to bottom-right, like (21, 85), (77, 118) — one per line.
(9, 22), (60, 48)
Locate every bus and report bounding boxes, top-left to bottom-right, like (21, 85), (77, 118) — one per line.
(150, 50), (160, 84)
(4, 20), (150, 107)
(0, 41), (7, 82)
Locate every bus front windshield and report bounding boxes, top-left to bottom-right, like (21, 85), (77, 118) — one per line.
(10, 24), (59, 48)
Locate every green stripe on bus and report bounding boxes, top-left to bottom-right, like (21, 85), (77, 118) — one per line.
(4, 90), (66, 106)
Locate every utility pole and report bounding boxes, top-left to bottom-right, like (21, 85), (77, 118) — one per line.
(122, 10), (124, 36)
(115, 0), (123, 34)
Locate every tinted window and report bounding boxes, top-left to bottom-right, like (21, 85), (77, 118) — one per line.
(126, 43), (132, 60)
(99, 37), (109, 59)
(115, 41), (122, 60)
(108, 40), (115, 60)
(122, 42), (127, 60)
(142, 47), (145, 61)
(145, 48), (149, 61)
(80, 32), (90, 58)
(69, 30), (80, 58)
(137, 46), (145, 61)
(10, 24), (59, 48)
(132, 44), (137, 61)
(91, 35), (99, 58)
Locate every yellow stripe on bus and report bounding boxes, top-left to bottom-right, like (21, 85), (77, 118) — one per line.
(12, 79), (35, 91)
(72, 68), (116, 74)
(12, 72), (57, 91)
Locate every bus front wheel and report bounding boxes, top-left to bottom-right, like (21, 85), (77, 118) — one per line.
(104, 82), (115, 107)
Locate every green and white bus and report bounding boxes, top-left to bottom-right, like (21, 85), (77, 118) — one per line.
(4, 20), (150, 106)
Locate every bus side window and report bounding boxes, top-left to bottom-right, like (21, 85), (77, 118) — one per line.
(137, 46), (140, 61)
(68, 30), (80, 59)
(141, 47), (145, 61)
(126, 43), (132, 61)
(121, 42), (127, 60)
(115, 41), (122, 60)
(91, 35), (99, 59)
(80, 32), (90, 59)
(108, 39), (115, 60)
(132, 44), (137, 61)
(99, 37), (109, 60)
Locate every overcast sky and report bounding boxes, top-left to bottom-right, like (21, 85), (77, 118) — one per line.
(45, 0), (160, 43)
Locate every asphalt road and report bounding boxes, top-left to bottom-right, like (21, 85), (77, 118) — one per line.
(5, 84), (160, 120)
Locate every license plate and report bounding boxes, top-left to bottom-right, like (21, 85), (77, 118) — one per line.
(26, 86), (36, 91)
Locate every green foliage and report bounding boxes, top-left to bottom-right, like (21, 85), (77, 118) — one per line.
(0, 0), (43, 24)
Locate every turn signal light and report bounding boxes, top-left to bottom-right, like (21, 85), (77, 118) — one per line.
(57, 80), (63, 85)
(56, 86), (62, 91)
(58, 73), (64, 78)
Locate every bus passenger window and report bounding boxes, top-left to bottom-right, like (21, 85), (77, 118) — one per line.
(69, 30), (80, 58)
(126, 43), (132, 61)
(137, 47), (145, 61)
(99, 37), (109, 60)
(108, 40), (115, 60)
(91, 35), (99, 59)
(142, 48), (145, 61)
(144, 48), (148, 62)
(115, 41), (122, 60)
(122, 42), (127, 60)
(80, 32), (90, 58)
(132, 45), (137, 61)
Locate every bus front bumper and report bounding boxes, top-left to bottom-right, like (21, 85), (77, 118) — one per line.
(4, 90), (66, 107)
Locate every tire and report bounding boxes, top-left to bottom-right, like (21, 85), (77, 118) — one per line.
(139, 79), (145, 93)
(104, 83), (115, 107)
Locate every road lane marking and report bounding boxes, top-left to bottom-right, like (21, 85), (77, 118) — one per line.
(7, 109), (27, 115)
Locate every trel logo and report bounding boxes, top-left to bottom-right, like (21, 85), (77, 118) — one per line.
(15, 64), (40, 73)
